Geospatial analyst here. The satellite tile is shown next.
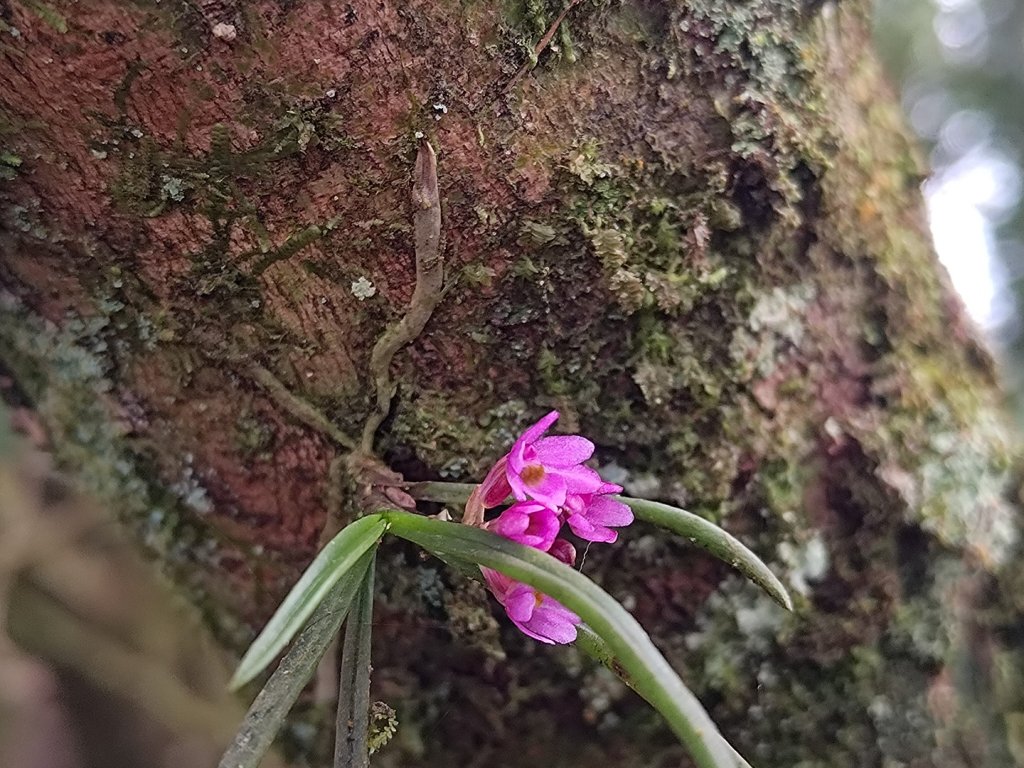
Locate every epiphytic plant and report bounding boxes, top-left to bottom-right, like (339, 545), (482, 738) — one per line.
(221, 410), (790, 768)
(218, 141), (791, 768)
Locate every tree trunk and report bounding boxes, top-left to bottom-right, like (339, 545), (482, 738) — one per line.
(2, 1), (1022, 766)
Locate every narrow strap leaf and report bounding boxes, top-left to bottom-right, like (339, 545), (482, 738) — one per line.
(219, 552), (373, 768)
(575, 624), (751, 768)
(231, 514), (387, 690)
(334, 554), (375, 768)
(405, 482), (792, 611)
(381, 510), (739, 768)
(574, 623), (633, 686)
(620, 497), (793, 611)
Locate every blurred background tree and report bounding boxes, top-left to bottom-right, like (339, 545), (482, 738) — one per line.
(875, 0), (1024, 412)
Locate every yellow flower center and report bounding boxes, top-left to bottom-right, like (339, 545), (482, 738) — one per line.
(521, 463), (546, 486)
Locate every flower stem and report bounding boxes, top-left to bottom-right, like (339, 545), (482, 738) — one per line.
(406, 480), (475, 507)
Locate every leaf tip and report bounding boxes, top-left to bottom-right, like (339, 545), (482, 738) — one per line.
(768, 583), (795, 612)
(227, 667), (252, 692)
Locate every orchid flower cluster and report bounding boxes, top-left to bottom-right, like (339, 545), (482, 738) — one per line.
(468, 411), (634, 644)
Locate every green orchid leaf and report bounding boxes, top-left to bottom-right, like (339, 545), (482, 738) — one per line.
(620, 496), (793, 611)
(219, 551), (373, 768)
(407, 482), (791, 611)
(381, 510), (743, 768)
(575, 624), (752, 768)
(230, 514), (387, 690)
(335, 554), (376, 768)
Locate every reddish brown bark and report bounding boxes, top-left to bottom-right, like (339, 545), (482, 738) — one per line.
(2, 2), (1021, 767)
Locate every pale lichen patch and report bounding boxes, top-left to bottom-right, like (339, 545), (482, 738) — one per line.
(878, 402), (1018, 565)
(350, 276), (377, 301)
(730, 282), (816, 379)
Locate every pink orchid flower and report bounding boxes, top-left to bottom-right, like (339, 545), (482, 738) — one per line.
(506, 411), (603, 509)
(471, 411), (634, 645)
(563, 483), (634, 543)
(486, 500), (561, 551)
(481, 568), (580, 644)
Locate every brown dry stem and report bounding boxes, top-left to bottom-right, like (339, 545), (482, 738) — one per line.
(359, 140), (444, 453)
(245, 363), (357, 450)
(502, 0), (587, 95)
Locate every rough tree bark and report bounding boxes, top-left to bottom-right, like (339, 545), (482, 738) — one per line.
(2, 1), (1023, 766)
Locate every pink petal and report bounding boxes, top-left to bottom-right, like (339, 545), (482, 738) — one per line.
(566, 512), (618, 543)
(489, 507), (530, 538)
(519, 597), (579, 644)
(511, 619), (552, 643)
(507, 470), (528, 501)
(515, 468), (567, 509)
(549, 538), (577, 566)
(532, 435), (595, 467)
(481, 567), (511, 598)
(527, 510), (562, 550)
(586, 496), (634, 527)
(509, 412), (560, 473)
(480, 456), (513, 507)
(563, 493), (587, 516)
(484, 475), (512, 507)
(597, 482), (623, 495)
(507, 439), (528, 473)
(556, 465), (604, 495)
(490, 502), (560, 550)
(519, 410), (560, 447)
(565, 512), (595, 538)
(504, 584), (538, 623)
